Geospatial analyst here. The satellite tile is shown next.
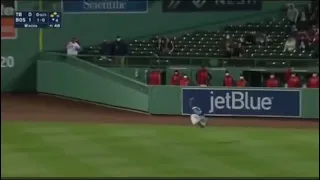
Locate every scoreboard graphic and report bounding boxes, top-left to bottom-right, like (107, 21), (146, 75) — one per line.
(14, 11), (62, 28)
(1, 0), (17, 39)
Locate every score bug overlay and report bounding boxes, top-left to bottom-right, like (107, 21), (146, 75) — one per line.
(14, 11), (62, 28)
(48, 12), (61, 28)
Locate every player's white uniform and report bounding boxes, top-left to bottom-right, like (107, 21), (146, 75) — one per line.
(190, 106), (208, 128)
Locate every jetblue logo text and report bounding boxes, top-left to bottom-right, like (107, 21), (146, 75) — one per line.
(182, 89), (301, 117)
(209, 91), (273, 112)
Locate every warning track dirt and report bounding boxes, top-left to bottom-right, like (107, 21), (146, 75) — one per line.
(1, 94), (318, 129)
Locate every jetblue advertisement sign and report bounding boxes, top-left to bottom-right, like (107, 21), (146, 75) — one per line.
(163, 0), (262, 12)
(182, 88), (301, 118)
(63, 0), (148, 14)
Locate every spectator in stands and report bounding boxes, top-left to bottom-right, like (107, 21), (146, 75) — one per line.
(233, 42), (244, 57)
(66, 38), (81, 56)
(309, 25), (319, 40)
(307, 2), (319, 26)
(239, 35), (245, 46)
(223, 71), (234, 87)
(224, 34), (233, 57)
(148, 69), (161, 85)
(310, 26), (319, 54)
(244, 31), (256, 45)
(307, 72), (319, 88)
(297, 30), (311, 51)
(157, 37), (174, 56)
(180, 75), (190, 86)
(265, 73), (279, 87)
(288, 25), (298, 38)
(287, 73), (301, 88)
(236, 74), (247, 87)
(171, 70), (182, 85)
(287, 4), (299, 25)
(196, 65), (212, 86)
(283, 37), (296, 53)
(256, 33), (272, 46)
(298, 29), (311, 40)
(99, 40), (111, 61)
(312, 31), (319, 44)
(224, 35), (234, 56)
(112, 36), (128, 66)
(100, 40), (111, 55)
(297, 35), (310, 51)
(305, 3), (314, 22)
(256, 32), (266, 45)
(264, 34), (272, 46)
(297, 12), (308, 31)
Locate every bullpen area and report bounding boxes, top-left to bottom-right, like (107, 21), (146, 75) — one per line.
(1, 94), (319, 177)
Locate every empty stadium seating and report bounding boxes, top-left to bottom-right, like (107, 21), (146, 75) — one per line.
(129, 18), (316, 58)
(79, 17), (318, 68)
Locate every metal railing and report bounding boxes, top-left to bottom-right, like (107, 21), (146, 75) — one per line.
(74, 54), (319, 68)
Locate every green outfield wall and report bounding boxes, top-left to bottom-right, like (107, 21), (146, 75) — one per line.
(2, 1), (306, 92)
(37, 57), (319, 119)
(300, 89), (319, 119)
(37, 58), (149, 112)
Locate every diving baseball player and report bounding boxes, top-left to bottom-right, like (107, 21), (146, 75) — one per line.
(190, 106), (208, 128)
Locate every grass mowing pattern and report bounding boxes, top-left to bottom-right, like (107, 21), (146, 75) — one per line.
(1, 122), (319, 177)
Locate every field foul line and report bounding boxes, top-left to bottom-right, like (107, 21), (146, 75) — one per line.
(38, 93), (150, 116)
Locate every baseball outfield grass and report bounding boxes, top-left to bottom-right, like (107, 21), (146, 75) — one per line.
(1, 121), (319, 177)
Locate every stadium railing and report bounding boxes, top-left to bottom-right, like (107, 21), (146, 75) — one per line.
(74, 54), (319, 68)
